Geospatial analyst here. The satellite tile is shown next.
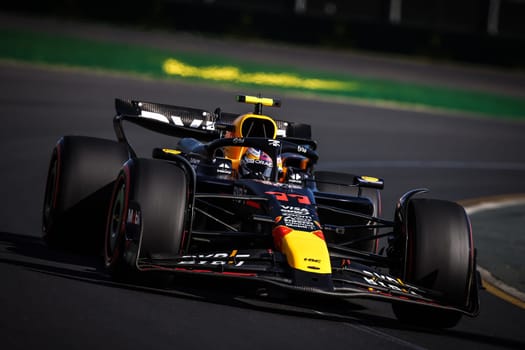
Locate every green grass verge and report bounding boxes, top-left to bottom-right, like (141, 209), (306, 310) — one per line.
(1, 28), (524, 120)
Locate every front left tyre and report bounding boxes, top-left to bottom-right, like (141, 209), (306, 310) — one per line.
(104, 158), (190, 278)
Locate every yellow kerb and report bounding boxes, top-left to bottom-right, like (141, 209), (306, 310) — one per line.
(162, 58), (358, 91)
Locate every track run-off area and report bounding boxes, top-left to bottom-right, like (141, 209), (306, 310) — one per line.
(1, 13), (525, 121)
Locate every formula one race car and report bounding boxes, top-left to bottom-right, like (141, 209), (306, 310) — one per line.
(42, 94), (479, 328)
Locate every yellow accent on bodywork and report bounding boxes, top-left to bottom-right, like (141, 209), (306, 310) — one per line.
(162, 148), (182, 155)
(280, 230), (331, 274)
(239, 95), (278, 107)
(223, 113), (278, 161)
(361, 176), (380, 183)
(238, 114), (277, 138)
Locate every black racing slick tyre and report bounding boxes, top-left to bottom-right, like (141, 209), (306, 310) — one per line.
(42, 136), (129, 250)
(104, 158), (189, 278)
(314, 171), (381, 252)
(392, 198), (475, 328)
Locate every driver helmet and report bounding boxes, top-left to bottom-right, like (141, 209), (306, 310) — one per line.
(239, 147), (273, 180)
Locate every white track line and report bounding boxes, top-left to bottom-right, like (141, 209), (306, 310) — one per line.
(318, 160), (525, 171)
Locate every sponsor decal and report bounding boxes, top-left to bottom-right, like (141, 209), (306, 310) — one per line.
(232, 138), (244, 144)
(282, 215), (316, 231)
(361, 269), (422, 297)
(279, 206), (316, 230)
(171, 116), (184, 126)
(268, 139), (281, 148)
(178, 251), (250, 266)
(214, 158), (233, 176)
(233, 186), (246, 195)
(189, 157), (201, 168)
(140, 110), (169, 123)
(233, 185), (247, 199)
(205, 120), (215, 131)
(288, 172), (303, 184)
(125, 205), (142, 241)
(281, 205), (310, 215)
(217, 162), (232, 175)
(190, 119), (203, 128)
(233, 186), (249, 205)
(252, 180), (301, 188)
(127, 208), (141, 225)
(297, 145), (307, 154)
(248, 159), (271, 166)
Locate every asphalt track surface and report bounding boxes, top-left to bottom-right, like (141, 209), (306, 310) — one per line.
(1, 35), (525, 350)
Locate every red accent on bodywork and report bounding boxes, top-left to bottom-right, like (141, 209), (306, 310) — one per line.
(312, 230), (325, 241)
(265, 191), (312, 205)
(265, 191), (288, 201)
(375, 191), (382, 253)
(141, 266), (258, 277)
(53, 144), (62, 209)
(288, 194), (311, 205)
(104, 166), (130, 266)
(272, 225), (293, 250)
(179, 230), (188, 254)
(120, 166), (131, 235)
(221, 271), (258, 277)
(468, 216), (474, 263)
(406, 222), (413, 279)
(246, 200), (261, 209)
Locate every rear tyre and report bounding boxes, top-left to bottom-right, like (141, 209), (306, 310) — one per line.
(392, 198), (474, 328)
(104, 158), (189, 279)
(314, 171), (381, 252)
(42, 136), (128, 251)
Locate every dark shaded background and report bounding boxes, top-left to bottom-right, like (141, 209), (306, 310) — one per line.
(2, 0), (525, 68)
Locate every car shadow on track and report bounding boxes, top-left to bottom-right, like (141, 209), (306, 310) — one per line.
(0, 231), (523, 350)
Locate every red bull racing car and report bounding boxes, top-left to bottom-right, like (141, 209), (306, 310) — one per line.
(42, 95), (479, 328)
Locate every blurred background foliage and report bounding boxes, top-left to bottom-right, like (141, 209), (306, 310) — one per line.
(2, 0), (524, 68)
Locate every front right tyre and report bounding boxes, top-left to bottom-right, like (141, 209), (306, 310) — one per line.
(392, 198), (475, 328)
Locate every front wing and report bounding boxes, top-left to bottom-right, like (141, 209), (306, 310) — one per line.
(136, 249), (479, 317)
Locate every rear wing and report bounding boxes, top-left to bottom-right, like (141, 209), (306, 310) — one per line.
(114, 98), (316, 148)
(114, 99), (219, 141)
